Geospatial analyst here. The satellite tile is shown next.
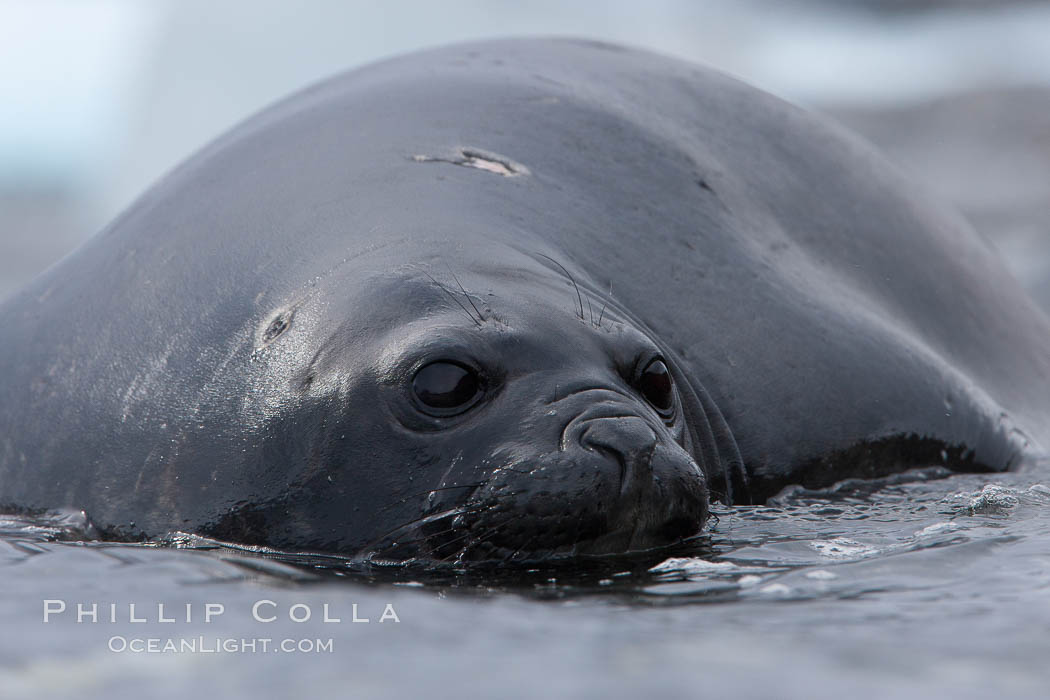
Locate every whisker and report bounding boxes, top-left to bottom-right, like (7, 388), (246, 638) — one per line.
(374, 522), (465, 551)
(401, 483), (485, 504)
(446, 265), (486, 323)
(454, 522), (511, 562)
(432, 527), (485, 556)
(363, 506), (472, 548)
(505, 531), (541, 562)
(596, 280), (611, 328)
(422, 271), (482, 327)
(537, 253), (585, 321)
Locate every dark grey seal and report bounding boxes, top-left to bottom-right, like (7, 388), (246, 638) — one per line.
(2, 38), (1048, 561)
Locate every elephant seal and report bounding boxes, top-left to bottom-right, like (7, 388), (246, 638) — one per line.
(1, 38), (1048, 562)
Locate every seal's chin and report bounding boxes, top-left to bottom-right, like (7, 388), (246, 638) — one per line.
(395, 428), (710, 564)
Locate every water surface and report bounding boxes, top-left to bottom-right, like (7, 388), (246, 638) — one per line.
(2, 465), (1047, 698)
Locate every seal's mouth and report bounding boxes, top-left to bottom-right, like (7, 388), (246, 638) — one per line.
(358, 413), (710, 564)
(359, 501), (709, 565)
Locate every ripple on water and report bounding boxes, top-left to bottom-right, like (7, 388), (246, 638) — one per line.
(1, 466), (1050, 697)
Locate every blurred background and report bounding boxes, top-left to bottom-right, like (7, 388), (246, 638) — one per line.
(2, 0), (1049, 305)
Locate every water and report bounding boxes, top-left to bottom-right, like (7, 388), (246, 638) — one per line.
(2, 466), (1047, 698)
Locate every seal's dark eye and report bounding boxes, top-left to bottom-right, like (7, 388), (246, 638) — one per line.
(637, 359), (674, 412)
(412, 361), (481, 413)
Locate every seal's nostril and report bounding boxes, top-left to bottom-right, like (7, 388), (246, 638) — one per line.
(579, 416), (658, 490)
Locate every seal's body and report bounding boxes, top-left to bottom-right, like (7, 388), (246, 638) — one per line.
(1, 39), (1047, 560)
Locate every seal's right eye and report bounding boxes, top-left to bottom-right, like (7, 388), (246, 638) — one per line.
(412, 361), (482, 414)
(636, 358), (675, 414)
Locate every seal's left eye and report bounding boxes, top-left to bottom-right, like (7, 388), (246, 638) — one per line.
(412, 361), (482, 413)
(637, 359), (674, 413)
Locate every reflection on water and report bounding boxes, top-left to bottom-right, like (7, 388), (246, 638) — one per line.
(1, 465), (1048, 698)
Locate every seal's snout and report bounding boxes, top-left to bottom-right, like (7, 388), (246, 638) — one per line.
(446, 397), (710, 562)
(579, 416), (657, 495)
(538, 402), (711, 554)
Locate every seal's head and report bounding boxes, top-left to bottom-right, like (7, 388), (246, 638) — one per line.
(222, 244), (737, 563)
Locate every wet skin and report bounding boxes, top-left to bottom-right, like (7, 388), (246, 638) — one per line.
(248, 252), (728, 559)
(1, 38), (1048, 562)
